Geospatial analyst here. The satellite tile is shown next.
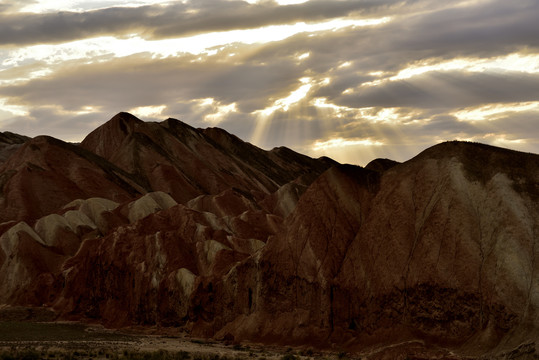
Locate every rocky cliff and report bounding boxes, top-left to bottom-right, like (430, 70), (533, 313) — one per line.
(0, 113), (537, 358)
(0, 112), (332, 310)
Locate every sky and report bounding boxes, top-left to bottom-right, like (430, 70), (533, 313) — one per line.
(0, 0), (538, 165)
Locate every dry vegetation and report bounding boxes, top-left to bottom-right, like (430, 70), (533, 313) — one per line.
(0, 317), (333, 360)
(1, 308), (537, 359)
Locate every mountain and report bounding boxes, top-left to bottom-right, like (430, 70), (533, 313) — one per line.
(0, 113), (538, 359)
(0, 135), (145, 225)
(0, 112), (333, 226)
(0, 112), (332, 308)
(227, 142), (539, 351)
(0, 131), (29, 164)
(80, 112), (334, 204)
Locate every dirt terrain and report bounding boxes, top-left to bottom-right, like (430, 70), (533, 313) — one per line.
(1, 304), (539, 359)
(0, 306), (327, 360)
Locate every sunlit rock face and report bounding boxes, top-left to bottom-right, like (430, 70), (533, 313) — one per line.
(0, 113), (538, 358)
(0, 112), (331, 313)
(217, 142), (539, 351)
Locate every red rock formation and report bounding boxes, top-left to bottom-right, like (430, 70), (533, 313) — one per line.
(208, 142), (539, 353)
(0, 132), (29, 164)
(0, 192), (177, 307)
(0, 113), (537, 358)
(50, 141), (539, 357)
(0, 112), (330, 325)
(54, 197), (276, 327)
(81, 113), (332, 204)
(0, 135), (145, 224)
(0, 112), (331, 226)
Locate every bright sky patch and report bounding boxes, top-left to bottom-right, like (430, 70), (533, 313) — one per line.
(130, 105), (167, 118)
(452, 102), (539, 122)
(313, 137), (383, 151)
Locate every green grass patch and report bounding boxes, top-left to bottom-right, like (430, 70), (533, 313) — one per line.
(0, 349), (192, 360)
(0, 321), (133, 342)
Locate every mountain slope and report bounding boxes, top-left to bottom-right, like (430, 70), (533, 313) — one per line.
(0, 112), (332, 316)
(0, 131), (29, 164)
(0, 135), (146, 224)
(189, 142), (538, 352)
(0, 114), (537, 358)
(0, 113), (332, 225)
(80, 112), (333, 204)
(51, 140), (539, 356)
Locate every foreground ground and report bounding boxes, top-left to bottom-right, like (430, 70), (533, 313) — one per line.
(0, 307), (537, 360)
(0, 320), (339, 360)
(0, 306), (338, 360)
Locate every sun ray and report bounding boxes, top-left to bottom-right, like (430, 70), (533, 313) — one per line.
(452, 102), (539, 122)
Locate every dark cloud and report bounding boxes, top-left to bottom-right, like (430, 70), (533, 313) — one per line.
(0, 52), (303, 114)
(0, 0), (399, 46)
(1, 0), (539, 163)
(334, 71), (539, 109)
(376, 0), (539, 65)
(0, 0), (37, 13)
(278, 0), (538, 70)
(151, 0), (396, 39)
(490, 112), (539, 141)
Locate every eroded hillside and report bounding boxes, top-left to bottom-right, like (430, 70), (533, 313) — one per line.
(0, 113), (537, 359)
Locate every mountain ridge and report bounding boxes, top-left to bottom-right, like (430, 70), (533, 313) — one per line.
(0, 113), (334, 225)
(0, 112), (538, 359)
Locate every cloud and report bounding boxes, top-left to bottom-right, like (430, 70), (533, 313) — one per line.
(0, 51), (305, 114)
(1, 0), (539, 164)
(0, 0), (399, 46)
(335, 71), (539, 109)
(0, 0), (37, 13)
(1, 106), (110, 142)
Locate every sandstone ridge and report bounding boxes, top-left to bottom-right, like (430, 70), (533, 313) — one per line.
(0, 113), (537, 359)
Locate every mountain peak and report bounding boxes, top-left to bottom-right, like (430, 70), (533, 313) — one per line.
(365, 158), (400, 173)
(0, 132), (30, 164)
(160, 117), (201, 143)
(160, 117), (195, 131)
(80, 112), (143, 159)
(108, 112), (143, 134)
(0, 132), (29, 146)
(411, 140), (539, 187)
(112, 111), (139, 119)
